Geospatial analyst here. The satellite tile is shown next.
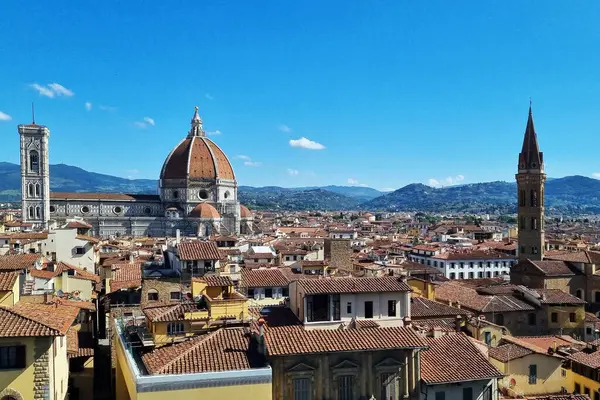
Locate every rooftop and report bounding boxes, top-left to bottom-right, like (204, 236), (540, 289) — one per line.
(178, 241), (221, 260)
(298, 276), (411, 295)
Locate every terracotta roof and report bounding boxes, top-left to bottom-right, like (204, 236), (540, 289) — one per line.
(240, 205), (252, 218)
(0, 302), (79, 337)
(76, 234), (100, 244)
(546, 250), (600, 264)
(488, 343), (534, 362)
(197, 274), (233, 287)
(513, 335), (584, 352)
(527, 395), (590, 400)
(142, 328), (251, 375)
(298, 276), (411, 295)
(65, 221), (92, 229)
(420, 333), (503, 384)
(53, 262), (100, 283)
(240, 268), (289, 288)
(50, 192), (160, 201)
(411, 297), (471, 319)
(527, 260), (576, 276)
(0, 253), (40, 271)
(532, 288), (586, 305)
(435, 282), (535, 313)
(178, 241), (221, 260)
(160, 136), (235, 181)
(432, 250), (514, 261)
(0, 271), (19, 291)
(110, 263), (142, 292)
(189, 203), (221, 219)
(569, 349), (600, 369)
(142, 302), (198, 322)
(265, 326), (426, 356)
(67, 330), (94, 359)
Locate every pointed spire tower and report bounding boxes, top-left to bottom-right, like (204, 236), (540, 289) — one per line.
(516, 102), (546, 261)
(188, 106), (205, 137)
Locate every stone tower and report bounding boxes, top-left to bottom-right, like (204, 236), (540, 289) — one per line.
(516, 105), (546, 261)
(19, 121), (50, 228)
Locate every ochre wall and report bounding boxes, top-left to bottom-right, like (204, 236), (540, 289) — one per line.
(0, 337), (39, 400)
(491, 353), (566, 395)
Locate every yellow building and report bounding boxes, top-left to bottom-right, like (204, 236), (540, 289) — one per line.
(488, 335), (569, 397)
(569, 347), (600, 398)
(0, 302), (79, 400)
(0, 271), (20, 306)
(140, 275), (250, 346)
(114, 319), (272, 400)
(408, 277), (436, 300)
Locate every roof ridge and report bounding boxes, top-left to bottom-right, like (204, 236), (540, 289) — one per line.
(0, 305), (61, 335)
(156, 331), (219, 374)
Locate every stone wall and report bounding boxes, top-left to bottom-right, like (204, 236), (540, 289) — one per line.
(141, 278), (190, 306)
(33, 337), (50, 400)
(324, 238), (352, 271)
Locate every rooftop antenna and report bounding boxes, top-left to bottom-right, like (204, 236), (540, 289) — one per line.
(31, 102), (35, 124)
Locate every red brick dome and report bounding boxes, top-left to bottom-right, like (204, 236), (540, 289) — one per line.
(189, 203), (221, 219)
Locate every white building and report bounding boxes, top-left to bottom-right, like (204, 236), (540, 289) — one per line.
(409, 247), (516, 280)
(289, 276), (411, 330)
(42, 225), (98, 272)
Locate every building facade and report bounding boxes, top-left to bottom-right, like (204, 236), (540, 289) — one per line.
(18, 107), (253, 238)
(516, 105), (546, 261)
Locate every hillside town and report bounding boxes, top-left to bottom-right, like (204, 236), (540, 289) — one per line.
(0, 104), (599, 400)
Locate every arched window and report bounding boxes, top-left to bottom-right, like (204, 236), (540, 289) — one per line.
(35, 207), (41, 219)
(28, 206), (34, 219)
(576, 289), (584, 300)
(35, 183), (40, 197)
(519, 190), (526, 207)
(28, 183), (34, 197)
(147, 289), (159, 301)
(29, 150), (39, 173)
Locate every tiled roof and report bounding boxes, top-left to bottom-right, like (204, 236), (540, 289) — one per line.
(189, 203), (221, 219)
(298, 276), (411, 295)
(240, 205), (252, 218)
(265, 326), (426, 356)
(199, 274), (233, 287)
(513, 335), (585, 352)
(110, 263), (142, 292)
(142, 328), (251, 374)
(0, 271), (19, 291)
(532, 288), (586, 305)
(51, 262), (100, 283)
(527, 260), (576, 276)
(0, 303), (79, 337)
(420, 333), (503, 384)
(240, 268), (289, 288)
(76, 234), (100, 244)
(410, 297), (471, 319)
(178, 241), (221, 260)
(546, 250), (600, 264)
(65, 221), (92, 229)
(527, 395), (590, 400)
(142, 302), (198, 322)
(488, 343), (534, 362)
(50, 192), (161, 201)
(0, 253), (40, 271)
(569, 349), (600, 369)
(435, 282), (535, 313)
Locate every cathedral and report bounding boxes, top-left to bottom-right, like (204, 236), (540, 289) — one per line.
(18, 107), (253, 237)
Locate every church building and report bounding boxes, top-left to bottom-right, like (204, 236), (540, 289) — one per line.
(18, 107), (253, 238)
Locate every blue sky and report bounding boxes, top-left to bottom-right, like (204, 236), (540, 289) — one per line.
(1, 2), (599, 191)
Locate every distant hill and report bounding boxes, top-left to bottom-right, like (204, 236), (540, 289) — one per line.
(1, 162), (599, 213)
(362, 176), (600, 214)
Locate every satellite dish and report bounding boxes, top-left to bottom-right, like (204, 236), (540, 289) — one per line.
(56, 290), (64, 296)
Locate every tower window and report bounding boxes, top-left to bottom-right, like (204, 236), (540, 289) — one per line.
(531, 190), (538, 207)
(531, 217), (538, 230)
(35, 183), (40, 197)
(532, 246), (539, 255)
(28, 206), (34, 219)
(35, 206), (40, 219)
(29, 150), (39, 173)
(520, 217), (526, 230)
(519, 190), (525, 206)
(172, 190), (179, 199)
(28, 184), (34, 197)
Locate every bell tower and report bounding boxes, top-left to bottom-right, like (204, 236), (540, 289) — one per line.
(516, 104), (546, 261)
(18, 119), (50, 228)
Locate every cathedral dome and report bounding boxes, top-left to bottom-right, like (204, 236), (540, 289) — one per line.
(160, 108), (235, 182)
(189, 203), (221, 219)
(240, 204), (252, 218)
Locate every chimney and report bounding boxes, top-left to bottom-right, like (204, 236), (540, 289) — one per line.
(455, 315), (462, 332)
(176, 229), (181, 245)
(246, 318), (268, 368)
(129, 252), (135, 263)
(403, 316), (412, 328)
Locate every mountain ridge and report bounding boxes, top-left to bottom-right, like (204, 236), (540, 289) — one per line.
(0, 162), (599, 213)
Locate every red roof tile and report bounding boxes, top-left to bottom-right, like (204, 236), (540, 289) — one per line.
(0, 253), (41, 271)
(178, 241), (221, 260)
(421, 333), (503, 384)
(298, 276), (411, 295)
(240, 269), (289, 288)
(0, 271), (19, 291)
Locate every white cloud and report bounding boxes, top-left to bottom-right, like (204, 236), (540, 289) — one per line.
(0, 111), (12, 121)
(235, 155), (251, 160)
(289, 137), (325, 150)
(205, 93), (214, 100)
(278, 124), (292, 133)
(244, 161), (261, 167)
(99, 105), (116, 112)
(287, 169), (300, 176)
(428, 174), (465, 187)
(85, 102), (92, 111)
(428, 179), (441, 187)
(206, 130), (222, 136)
(143, 117), (155, 126)
(347, 178), (359, 185)
(593, 172), (600, 178)
(29, 83), (74, 98)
